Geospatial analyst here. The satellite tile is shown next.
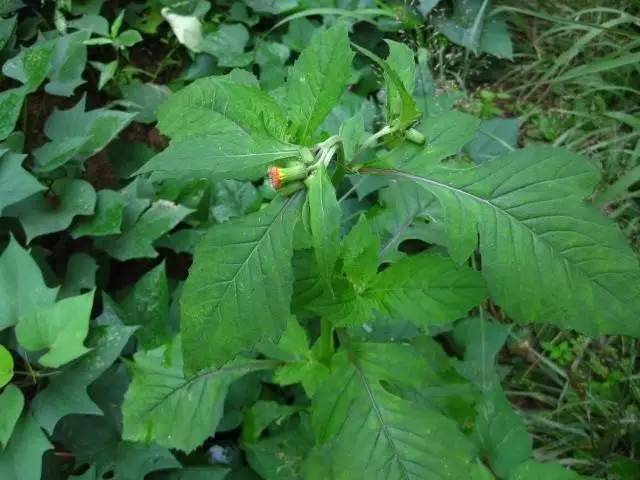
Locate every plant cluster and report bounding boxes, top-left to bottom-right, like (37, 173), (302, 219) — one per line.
(0, 1), (638, 480)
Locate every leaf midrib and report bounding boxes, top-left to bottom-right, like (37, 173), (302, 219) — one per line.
(371, 168), (602, 293)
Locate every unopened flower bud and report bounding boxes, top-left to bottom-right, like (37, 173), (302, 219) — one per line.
(405, 128), (425, 145)
(267, 162), (308, 190)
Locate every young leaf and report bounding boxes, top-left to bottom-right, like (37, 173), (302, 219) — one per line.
(352, 43), (419, 130)
(199, 23), (253, 67)
(306, 165), (342, 291)
(0, 414), (52, 480)
(4, 178), (96, 242)
(0, 385), (24, 448)
(384, 40), (416, 123)
(30, 324), (136, 433)
(45, 31), (90, 96)
(374, 146), (640, 336)
(122, 338), (278, 452)
(15, 290), (95, 368)
(181, 195), (302, 372)
(312, 342), (476, 478)
(286, 23), (354, 144)
(312, 253), (486, 328)
(0, 149), (44, 213)
(0, 237), (58, 331)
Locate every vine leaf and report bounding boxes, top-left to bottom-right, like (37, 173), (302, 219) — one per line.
(0, 413), (52, 480)
(122, 338), (278, 452)
(181, 195), (302, 373)
(15, 290), (95, 368)
(374, 145), (640, 336)
(31, 324), (136, 433)
(0, 385), (23, 448)
(311, 342), (476, 479)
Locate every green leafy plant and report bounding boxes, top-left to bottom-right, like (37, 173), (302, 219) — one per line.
(0, 2), (638, 479)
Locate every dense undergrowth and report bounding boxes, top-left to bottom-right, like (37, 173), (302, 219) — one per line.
(0, 1), (638, 479)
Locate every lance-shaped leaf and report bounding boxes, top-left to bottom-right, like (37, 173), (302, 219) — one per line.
(306, 165), (342, 290)
(311, 253), (486, 328)
(373, 146), (640, 336)
(134, 131), (301, 181)
(181, 195), (302, 372)
(122, 338), (279, 452)
(31, 324), (136, 433)
(312, 342), (476, 479)
(286, 23), (354, 144)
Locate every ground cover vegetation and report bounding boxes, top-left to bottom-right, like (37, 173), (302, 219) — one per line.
(0, 0), (638, 479)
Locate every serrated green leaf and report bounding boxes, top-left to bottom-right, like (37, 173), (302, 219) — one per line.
(71, 189), (125, 238)
(339, 113), (365, 163)
(0, 385), (24, 448)
(122, 338), (278, 452)
(16, 290), (94, 368)
(120, 262), (171, 349)
(377, 146), (640, 336)
(31, 324), (136, 433)
(101, 199), (192, 261)
(0, 237), (58, 331)
(181, 195), (302, 372)
(312, 253), (485, 328)
(384, 40), (416, 123)
(0, 88), (26, 141)
(286, 23), (354, 144)
(306, 165), (342, 291)
(342, 215), (380, 289)
(0, 149), (43, 213)
(465, 118), (519, 164)
(157, 75), (289, 141)
(312, 342), (476, 479)
(136, 132), (301, 181)
(0, 413), (52, 480)
(475, 387), (532, 478)
(4, 178), (96, 242)
(2, 41), (54, 91)
(372, 180), (445, 261)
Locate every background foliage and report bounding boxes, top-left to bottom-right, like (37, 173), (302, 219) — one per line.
(0, 1), (638, 479)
